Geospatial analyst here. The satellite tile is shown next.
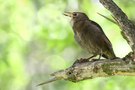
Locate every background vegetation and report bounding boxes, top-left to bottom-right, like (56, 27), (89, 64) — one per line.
(0, 0), (135, 90)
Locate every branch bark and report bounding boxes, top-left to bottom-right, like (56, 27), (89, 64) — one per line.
(38, 0), (135, 85)
(59, 58), (135, 82)
(38, 55), (135, 85)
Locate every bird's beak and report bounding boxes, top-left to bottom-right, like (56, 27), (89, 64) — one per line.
(63, 12), (73, 17)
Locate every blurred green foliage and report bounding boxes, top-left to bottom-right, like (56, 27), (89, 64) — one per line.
(0, 0), (135, 90)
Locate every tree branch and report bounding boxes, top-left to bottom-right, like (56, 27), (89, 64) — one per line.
(99, 0), (135, 52)
(38, 54), (135, 86)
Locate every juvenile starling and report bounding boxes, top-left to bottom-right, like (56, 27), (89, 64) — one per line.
(64, 12), (116, 59)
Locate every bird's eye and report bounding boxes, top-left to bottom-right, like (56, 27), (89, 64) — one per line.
(73, 13), (77, 17)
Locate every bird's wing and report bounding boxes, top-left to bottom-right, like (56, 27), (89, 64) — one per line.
(90, 20), (112, 45)
(85, 20), (112, 46)
(85, 20), (115, 58)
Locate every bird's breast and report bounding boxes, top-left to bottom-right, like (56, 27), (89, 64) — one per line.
(73, 21), (84, 44)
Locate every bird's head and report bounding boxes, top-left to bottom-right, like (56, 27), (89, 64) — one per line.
(64, 12), (89, 22)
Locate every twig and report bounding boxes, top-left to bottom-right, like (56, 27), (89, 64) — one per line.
(97, 12), (117, 25)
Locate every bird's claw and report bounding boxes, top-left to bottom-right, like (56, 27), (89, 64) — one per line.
(73, 58), (90, 65)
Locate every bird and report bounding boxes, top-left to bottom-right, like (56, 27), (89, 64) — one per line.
(64, 12), (116, 60)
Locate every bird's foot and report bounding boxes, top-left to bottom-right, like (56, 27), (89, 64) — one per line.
(73, 58), (90, 65)
(73, 58), (100, 66)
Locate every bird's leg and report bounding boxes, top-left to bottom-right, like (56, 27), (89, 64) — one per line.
(88, 52), (102, 63)
(87, 55), (97, 60)
(98, 51), (103, 60)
